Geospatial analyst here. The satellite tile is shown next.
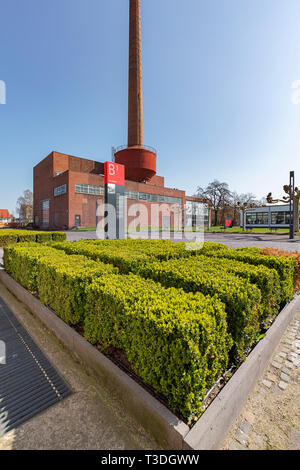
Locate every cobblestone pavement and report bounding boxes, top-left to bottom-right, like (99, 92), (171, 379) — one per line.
(222, 307), (300, 450)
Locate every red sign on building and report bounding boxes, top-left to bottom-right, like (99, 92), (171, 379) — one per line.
(104, 162), (125, 186)
(225, 218), (233, 228)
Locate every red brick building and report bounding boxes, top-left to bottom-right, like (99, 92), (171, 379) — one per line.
(33, 151), (210, 230)
(0, 209), (11, 225)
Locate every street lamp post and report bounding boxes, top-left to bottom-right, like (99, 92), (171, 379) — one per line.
(289, 171), (295, 240)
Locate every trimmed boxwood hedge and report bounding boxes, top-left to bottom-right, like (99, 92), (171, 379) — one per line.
(84, 274), (232, 422)
(50, 240), (227, 272)
(51, 241), (150, 273)
(135, 256), (262, 357)
(0, 231), (18, 246)
(0, 230), (66, 246)
(137, 254), (281, 322)
(4, 243), (60, 291)
(4, 244), (118, 324)
(202, 248), (296, 303)
(87, 239), (228, 261)
(3, 240), (298, 421)
(3, 242), (232, 422)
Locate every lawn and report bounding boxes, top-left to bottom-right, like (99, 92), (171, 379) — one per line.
(205, 226), (294, 234)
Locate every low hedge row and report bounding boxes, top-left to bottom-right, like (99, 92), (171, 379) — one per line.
(135, 256), (262, 357)
(4, 244), (57, 291)
(4, 244), (117, 324)
(0, 230), (66, 246)
(88, 239), (228, 260)
(85, 274), (232, 421)
(50, 240), (228, 272)
(4, 243), (232, 422)
(202, 248), (296, 303)
(51, 241), (150, 273)
(138, 254), (281, 322)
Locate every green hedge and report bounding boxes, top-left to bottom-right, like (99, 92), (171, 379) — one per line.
(0, 231), (18, 246)
(16, 232), (37, 243)
(135, 256), (262, 357)
(50, 232), (67, 242)
(4, 244), (118, 324)
(51, 241), (150, 273)
(85, 274), (232, 421)
(4, 244), (55, 290)
(202, 248), (296, 303)
(0, 230), (66, 246)
(187, 254), (280, 322)
(50, 240), (227, 272)
(88, 239), (228, 261)
(4, 242), (232, 421)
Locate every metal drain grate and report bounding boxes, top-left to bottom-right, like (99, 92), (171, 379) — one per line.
(0, 296), (71, 437)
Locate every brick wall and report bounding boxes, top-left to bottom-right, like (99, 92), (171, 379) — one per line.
(33, 151), (210, 230)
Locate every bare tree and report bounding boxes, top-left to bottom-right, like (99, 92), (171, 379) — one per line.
(16, 189), (33, 225)
(196, 180), (232, 226)
(230, 192), (256, 226)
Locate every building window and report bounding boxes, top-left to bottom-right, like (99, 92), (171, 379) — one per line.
(137, 192), (182, 204)
(42, 200), (50, 227)
(246, 212), (268, 225)
(271, 211), (290, 225)
(185, 201), (209, 227)
(125, 190), (139, 200)
(75, 183), (104, 196)
(54, 184), (67, 197)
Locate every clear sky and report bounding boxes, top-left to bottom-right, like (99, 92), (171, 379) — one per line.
(1, 0), (300, 215)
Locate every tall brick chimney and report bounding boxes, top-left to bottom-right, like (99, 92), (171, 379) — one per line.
(128, 0), (143, 147)
(115, 0), (156, 182)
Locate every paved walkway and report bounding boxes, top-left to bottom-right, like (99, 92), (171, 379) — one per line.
(65, 231), (300, 251)
(222, 306), (300, 450)
(0, 282), (159, 450)
(204, 233), (300, 251)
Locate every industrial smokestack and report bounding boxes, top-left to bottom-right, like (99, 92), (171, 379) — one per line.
(128, 0), (143, 147)
(115, 0), (156, 182)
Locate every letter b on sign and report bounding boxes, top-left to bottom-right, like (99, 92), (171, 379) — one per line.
(109, 163), (116, 176)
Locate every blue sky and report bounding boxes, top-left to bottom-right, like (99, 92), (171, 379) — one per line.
(1, 0), (300, 214)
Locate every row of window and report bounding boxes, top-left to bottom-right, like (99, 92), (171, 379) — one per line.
(136, 192), (182, 205)
(246, 211), (293, 226)
(75, 183), (104, 196)
(186, 200), (209, 216)
(53, 182), (185, 206)
(73, 184), (182, 204)
(271, 211), (292, 225)
(246, 212), (269, 225)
